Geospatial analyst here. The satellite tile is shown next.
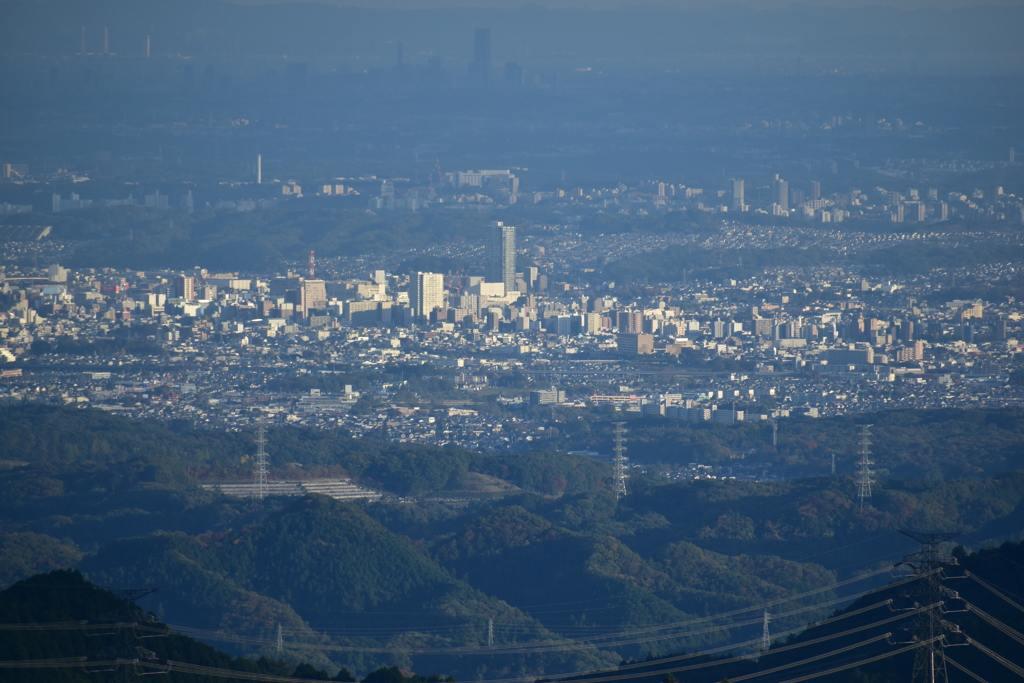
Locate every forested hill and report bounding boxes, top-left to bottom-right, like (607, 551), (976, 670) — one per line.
(572, 540), (1024, 683)
(2, 404), (1024, 678)
(4, 405), (1024, 496)
(0, 568), (351, 682)
(75, 496), (615, 678)
(7, 542), (1023, 683)
(0, 404), (610, 498)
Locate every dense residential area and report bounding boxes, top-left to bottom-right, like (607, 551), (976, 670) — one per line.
(1, 216), (1021, 453)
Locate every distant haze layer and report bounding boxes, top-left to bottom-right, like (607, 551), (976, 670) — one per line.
(1, 0), (1022, 69)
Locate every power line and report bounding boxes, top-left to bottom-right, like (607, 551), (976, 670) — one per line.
(945, 655), (993, 683)
(896, 530), (963, 683)
(761, 609), (771, 652)
(606, 599), (922, 679)
(759, 638), (938, 683)
(792, 529), (899, 563)
(965, 635), (1024, 678)
(727, 632), (894, 682)
(961, 599), (1024, 647)
(0, 570), (897, 651)
(8, 565), (1023, 683)
(0, 566), (921, 663)
(965, 570), (1024, 615)
(0, 602), (963, 683)
(150, 573), (919, 657)
(92, 586), (167, 683)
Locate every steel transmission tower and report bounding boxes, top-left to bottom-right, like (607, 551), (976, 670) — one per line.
(856, 424), (874, 508)
(612, 422), (628, 502)
(91, 587), (166, 682)
(253, 419), (269, 500)
(896, 530), (965, 683)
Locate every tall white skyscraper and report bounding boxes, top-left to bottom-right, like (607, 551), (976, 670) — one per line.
(486, 221), (516, 294)
(731, 179), (745, 211)
(773, 174), (788, 211)
(410, 272), (445, 319)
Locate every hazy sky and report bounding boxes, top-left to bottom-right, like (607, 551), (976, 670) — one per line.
(226, 0), (1021, 8)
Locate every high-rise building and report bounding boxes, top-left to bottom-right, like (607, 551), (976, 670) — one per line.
(525, 266), (538, 289)
(995, 317), (1008, 340)
(773, 175), (789, 211)
(471, 28), (491, 85)
(900, 320), (914, 342)
(753, 316), (774, 338)
(410, 272), (445, 320)
(48, 264), (68, 283)
(174, 275), (195, 301)
(551, 315), (572, 336)
(811, 181), (821, 200)
(731, 179), (745, 211)
(617, 310), (643, 334)
(486, 221), (516, 293)
(303, 279), (327, 313)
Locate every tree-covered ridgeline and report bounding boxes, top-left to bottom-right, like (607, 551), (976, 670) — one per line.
(1, 404), (1024, 677)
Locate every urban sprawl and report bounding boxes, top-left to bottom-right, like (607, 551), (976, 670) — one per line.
(1, 168), (1023, 487)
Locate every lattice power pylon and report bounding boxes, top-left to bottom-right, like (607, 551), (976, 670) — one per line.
(896, 530), (964, 683)
(613, 422), (628, 502)
(856, 424), (874, 508)
(253, 419), (268, 500)
(92, 587), (166, 682)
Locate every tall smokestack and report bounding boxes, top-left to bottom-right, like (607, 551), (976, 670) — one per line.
(146, 35), (151, 58)
(257, 154), (262, 184)
(309, 250), (315, 279)
(81, 27), (86, 54)
(103, 27), (109, 54)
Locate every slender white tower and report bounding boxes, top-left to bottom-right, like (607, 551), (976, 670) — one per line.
(257, 154), (262, 184)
